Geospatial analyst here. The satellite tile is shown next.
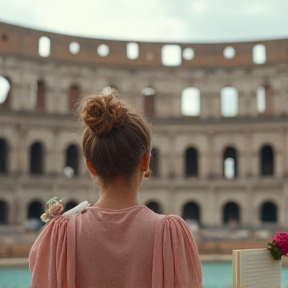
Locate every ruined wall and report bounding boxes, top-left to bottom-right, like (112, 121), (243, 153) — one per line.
(1, 22), (288, 228)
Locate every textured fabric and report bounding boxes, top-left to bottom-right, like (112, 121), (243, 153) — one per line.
(29, 205), (202, 288)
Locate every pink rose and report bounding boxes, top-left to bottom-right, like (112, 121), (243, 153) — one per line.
(272, 231), (288, 256)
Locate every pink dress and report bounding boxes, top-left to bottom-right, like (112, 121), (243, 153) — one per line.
(29, 205), (202, 288)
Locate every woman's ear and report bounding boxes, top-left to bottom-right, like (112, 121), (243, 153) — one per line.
(85, 159), (97, 176)
(141, 151), (150, 172)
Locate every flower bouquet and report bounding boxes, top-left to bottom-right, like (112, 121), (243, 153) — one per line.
(268, 231), (288, 260)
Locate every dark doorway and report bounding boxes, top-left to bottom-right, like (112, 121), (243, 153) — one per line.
(182, 202), (200, 222)
(185, 147), (198, 177)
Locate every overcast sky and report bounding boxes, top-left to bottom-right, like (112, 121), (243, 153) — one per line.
(0, 0), (287, 43)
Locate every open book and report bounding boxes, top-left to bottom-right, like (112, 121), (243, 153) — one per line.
(232, 248), (281, 288)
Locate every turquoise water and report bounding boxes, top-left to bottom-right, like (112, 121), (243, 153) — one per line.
(0, 264), (287, 288)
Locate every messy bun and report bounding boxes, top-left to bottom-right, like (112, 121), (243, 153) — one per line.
(82, 94), (128, 136)
(78, 89), (151, 183)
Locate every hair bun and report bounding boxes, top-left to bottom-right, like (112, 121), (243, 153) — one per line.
(81, 91), (128, 136)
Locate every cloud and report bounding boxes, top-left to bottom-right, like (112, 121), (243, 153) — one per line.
(0, 0), (287, 42)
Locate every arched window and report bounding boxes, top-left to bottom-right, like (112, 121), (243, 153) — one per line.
(63, 200), (78, 213)
(127, 43), (139, 60)
(257, 85), (273, 115)
(0, 138), (8, 174)
(185, 147), (198, 177)
(223, 202), (240, 224)
(142, 87), (155, 117)
(146, 201), (162, 214)
(260, 145), (273, 176)
(65, 145), (79, 177)
(223, 147), (237, 178)
(220, 87), (238, 117)
(28, 201), (44, 219)
(261, 201), (277, 222)
(253, 44), (266, 64)
(30, 142), (44, 175)
(36, 80), (45, 111)
(181, 87), (200, 116)
(150, 147), (159, 177)
(68, 84), (80, 112)
(0, 200), (8, 224)
(0, 76), (11, 109)
(39, 36), (50, 57)
(182, 202), (200, 222)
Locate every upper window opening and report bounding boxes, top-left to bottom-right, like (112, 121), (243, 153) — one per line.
(97, 44), (110, 57)
(127, 42), (139, 59)
(223, 147), (237, 179)
(223, 46), (235, 59)
(39, 36), (50, 57)
(142, 87), (155, 117)
(182, 48), (194, 60)
(257, 86), (265, 113)
(69, 42), (80, 54)
(181, 87), (200, 116)
(68, 85), (80, 112)
(142, 87), (155, 96)
(221, 87), (238, 117)
(36, 80), (45, 111)
(253, 44), (266, 64)
(161, 45), (181, 66)
(0, 76), (11, 104)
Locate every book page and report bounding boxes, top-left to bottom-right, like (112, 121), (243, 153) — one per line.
(233, 248), (281, 288)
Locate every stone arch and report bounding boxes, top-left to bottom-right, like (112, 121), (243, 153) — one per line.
(223, 201), (240, 224)
(0, 200), (9, 224)
(150, 147), (159, 177)
(142, 87), (155, 117)
(0, 138), (8, 174)
(185, 147), (198, 177)
(27, 200), (44, 219)
(30, 141), (44, 174)
(260, 145), (274, 176)
(63, 200), (79, 213)
(182, 201), (200, 223)
(145, 201), (162, 214)
(65, 144), (79, 176)
(260, 201), (277, 222)
(223, 147), (237, 178)
(68, 84), (81, 112)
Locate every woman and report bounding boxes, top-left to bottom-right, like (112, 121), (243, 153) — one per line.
(29, 90), (202, 288)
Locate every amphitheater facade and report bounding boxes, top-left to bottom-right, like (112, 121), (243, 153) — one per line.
(1, 22), (288, 228)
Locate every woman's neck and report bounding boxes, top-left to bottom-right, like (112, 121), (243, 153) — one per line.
(94, 176), (139, 209)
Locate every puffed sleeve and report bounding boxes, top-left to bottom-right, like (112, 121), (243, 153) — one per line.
(151, 215), (202, 288)
(29, 216), (77, 288)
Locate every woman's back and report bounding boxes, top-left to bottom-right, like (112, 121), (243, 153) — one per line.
(75, 205), (157, 287)
(29, 205), (202, 288)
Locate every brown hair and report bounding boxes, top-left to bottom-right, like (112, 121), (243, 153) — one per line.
(78, 89), (151, 183)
